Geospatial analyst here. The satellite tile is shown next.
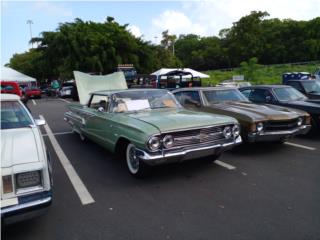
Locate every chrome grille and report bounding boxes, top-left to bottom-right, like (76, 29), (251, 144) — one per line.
(265, 118), (299, 131)
(170, 126), (227, 148)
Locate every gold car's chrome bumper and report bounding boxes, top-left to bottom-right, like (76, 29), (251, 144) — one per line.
(136, 136), (242, 166)
(247, 125), (311, 142)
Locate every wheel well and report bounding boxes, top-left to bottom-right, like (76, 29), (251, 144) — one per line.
(115, 137), (130, 156)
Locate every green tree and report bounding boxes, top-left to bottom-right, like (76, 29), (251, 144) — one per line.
(239, 57), (261, 83)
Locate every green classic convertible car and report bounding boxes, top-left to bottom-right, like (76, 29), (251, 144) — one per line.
(172, 87), (311, 143)
(64, 71), (242, 177)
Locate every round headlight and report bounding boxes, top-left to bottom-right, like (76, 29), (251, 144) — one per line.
(297, 117), (303, 126)
(232, 125), (240, 137)
(223, 126), (232, 139)
(256, 122), (264, 132)
(163, 135), (174, 148)
(148, 136), (160, 151)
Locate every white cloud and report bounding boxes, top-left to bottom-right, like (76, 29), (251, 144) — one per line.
(152, 10), (206, 36)
(32, 1), (73, 17)
(128, 25), (142, 38)
(147, 0), (320, 42)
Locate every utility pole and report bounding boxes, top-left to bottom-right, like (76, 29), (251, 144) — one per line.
(27, 19), (33, 48)
(172, 40), (175, 56)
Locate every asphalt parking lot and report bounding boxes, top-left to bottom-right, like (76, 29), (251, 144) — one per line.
(3, 97), (320, 240)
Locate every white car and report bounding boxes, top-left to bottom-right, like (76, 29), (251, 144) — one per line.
(1, 94), (52, 224)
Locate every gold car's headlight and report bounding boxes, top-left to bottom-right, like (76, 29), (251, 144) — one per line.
(15, 170), (42, 189)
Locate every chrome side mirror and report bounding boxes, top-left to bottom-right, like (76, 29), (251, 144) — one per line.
(35, 119), (46, 126)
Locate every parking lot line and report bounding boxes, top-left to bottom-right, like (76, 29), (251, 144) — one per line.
(32, 99), (37, 105)
(42, 131), (74, 137)
(284, 142), (316, 151)
(59, 98), (71, 103)
(215, 160), (236, 170)
(40, 114), (95, 205)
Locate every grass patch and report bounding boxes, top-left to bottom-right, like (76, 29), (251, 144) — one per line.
(203, 62), (320, 86)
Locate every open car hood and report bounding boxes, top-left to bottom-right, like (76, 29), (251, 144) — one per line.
(74, 71), (128, 105)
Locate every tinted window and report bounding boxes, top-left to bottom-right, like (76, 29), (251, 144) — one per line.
(203, 89), (248, 103)
(287, 81), (303, 91)
(249, 89), (272, 102)
(1, 101), (33, 129)
(301, 81), (320, 93)
(2, 85), (14, 91)
(273, 87), (307, 101)
(240, 89), (252, 98)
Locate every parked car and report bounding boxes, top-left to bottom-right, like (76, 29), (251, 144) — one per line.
(64, 71), (242, 177)
(1, 81), (28, 103)
(285, 80), (320, 99)
(58, 81), (76, 98)
(239, 85), (320, 132)
(25, 86), (42, 99)
(172, 87), (311, 143)
(1, 94), (52, 224)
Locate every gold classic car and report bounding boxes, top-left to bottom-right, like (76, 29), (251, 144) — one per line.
(172, 87), (311, 143)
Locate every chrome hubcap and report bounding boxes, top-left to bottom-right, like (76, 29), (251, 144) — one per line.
(129, 147), (139, 171)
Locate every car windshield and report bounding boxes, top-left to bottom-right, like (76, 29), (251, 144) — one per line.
(273, 87), (307, 101)
(203, 89), (249, 104)
(110, 90), (180, 113)
(301, 81), (320, 93)
(1, 101), (33, 129)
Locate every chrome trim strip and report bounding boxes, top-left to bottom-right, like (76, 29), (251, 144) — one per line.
(258, 125), (310, 136)
(159, 122), (236, 134)
(137, 136), (242, 162)
(1, 196), (52, 215)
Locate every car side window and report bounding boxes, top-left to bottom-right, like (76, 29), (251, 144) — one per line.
(287, 82), (304, 92)
(1, 85), (14, 91)
(89, 95), (109, 111)
(240, 89), (252, 99)
(249, 89), (273, 103)
(174, 91), (201, 107)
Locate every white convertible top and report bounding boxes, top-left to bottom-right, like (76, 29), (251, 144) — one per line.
(0, 93), (20, 101)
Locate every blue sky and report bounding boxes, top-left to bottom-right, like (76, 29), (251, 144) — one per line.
(1, 0), (319, 66)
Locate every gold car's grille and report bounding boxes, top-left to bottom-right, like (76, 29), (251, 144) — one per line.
(265, 118), (299, 131)
(170, 126), (227, 148)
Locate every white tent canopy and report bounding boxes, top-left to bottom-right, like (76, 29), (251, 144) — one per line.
(1, 66), (36, 82)
(151, 68), (209, 78)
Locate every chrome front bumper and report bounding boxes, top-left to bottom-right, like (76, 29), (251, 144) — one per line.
(136, 136), (242, 166)
(247, 125), (311, 142)
(1, 191), (52, 225)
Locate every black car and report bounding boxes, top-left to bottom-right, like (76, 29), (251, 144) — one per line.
(239, 85), (320, 132)
(285, 80), (320, 99)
